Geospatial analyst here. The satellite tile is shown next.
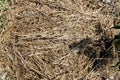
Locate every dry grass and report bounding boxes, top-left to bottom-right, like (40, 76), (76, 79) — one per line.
(0, 0), (120, 80)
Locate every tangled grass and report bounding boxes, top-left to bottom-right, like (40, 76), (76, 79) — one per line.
(0, 0), (120, 80)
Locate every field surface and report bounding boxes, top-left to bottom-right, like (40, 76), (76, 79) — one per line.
(0, 0), (120, 80)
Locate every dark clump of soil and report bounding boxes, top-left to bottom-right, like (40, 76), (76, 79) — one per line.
(69, 27), (117, 71)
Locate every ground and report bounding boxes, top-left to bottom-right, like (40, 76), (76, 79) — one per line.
(0, 0), (120, 80)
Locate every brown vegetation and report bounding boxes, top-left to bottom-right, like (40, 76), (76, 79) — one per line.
(0, 0), (120, 80)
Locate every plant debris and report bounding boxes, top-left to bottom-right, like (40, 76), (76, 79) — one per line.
(0, 0), (120, 80)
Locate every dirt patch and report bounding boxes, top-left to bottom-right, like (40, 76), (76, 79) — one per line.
(0, 0), (120, 80)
